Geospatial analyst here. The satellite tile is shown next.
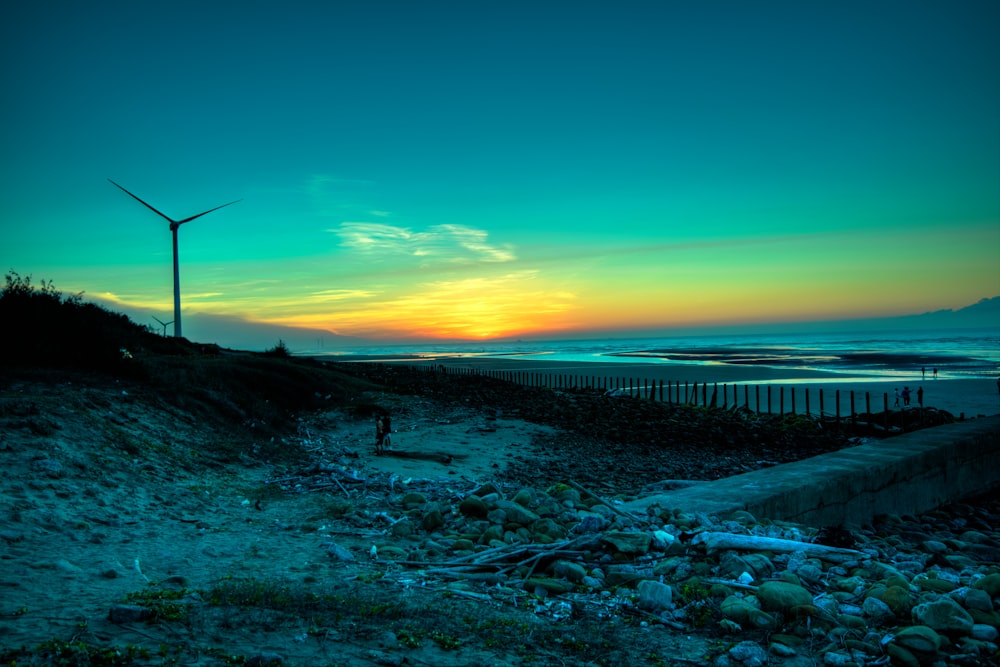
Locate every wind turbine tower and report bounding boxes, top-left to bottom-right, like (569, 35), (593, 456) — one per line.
(109, 179), (240, 338)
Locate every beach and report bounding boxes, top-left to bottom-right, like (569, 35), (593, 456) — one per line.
(386, 356), (1000, 420)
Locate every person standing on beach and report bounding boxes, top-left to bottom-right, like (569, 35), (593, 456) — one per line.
(933, 368), (938, 379)
(902, 386), (911, 407)
(922, 367), (926, 380)
(917, 386), (924, 407)
(375, 416), (385, 455)
(382, 414), (392, 450)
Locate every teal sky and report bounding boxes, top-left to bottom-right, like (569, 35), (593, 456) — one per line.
(2, 1), (999, 346)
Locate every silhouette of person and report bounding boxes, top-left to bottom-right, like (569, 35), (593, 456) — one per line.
(375, 416), (385, 455)
(382, 414), (392, 450)
(902, 386), (911, 407)
(933, 368), (938, 379)
(917, 386), (923, 407)
(922, 367), (926, 380)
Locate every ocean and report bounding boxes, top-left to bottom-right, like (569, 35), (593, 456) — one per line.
(311, 328), (1000, 381)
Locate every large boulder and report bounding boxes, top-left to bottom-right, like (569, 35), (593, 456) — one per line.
(757, 581), (813, 613)
(912, 596), (974, 636)
(600, 531), (651, 555)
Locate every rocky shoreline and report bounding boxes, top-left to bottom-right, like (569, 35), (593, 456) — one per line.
(280, 396), (1000, 667)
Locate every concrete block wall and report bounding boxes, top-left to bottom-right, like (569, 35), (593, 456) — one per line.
(625, 415), (1000, 528)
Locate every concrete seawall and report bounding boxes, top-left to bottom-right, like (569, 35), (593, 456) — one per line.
(623, 415), (1000, 528)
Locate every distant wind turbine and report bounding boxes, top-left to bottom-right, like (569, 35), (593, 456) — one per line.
(109, 179), (240, 338)
(152, 316), (173, 336)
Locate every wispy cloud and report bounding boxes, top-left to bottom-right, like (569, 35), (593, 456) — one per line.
(332, 222), (516, 264)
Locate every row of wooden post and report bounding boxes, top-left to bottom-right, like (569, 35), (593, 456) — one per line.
(427, 364), (903, 424)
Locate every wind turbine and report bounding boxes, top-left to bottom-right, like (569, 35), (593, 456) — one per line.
(109, 179), (240, 338)
(152, 316), (173, 336)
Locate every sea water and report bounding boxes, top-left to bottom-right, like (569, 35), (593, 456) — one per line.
(312, 328), (1000, 380)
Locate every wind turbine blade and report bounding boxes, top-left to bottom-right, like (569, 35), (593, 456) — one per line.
(108, 178), (178, 224)
(176, 198), (242, 225)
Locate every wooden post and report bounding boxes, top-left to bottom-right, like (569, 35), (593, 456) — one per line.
(819, 389), (825, 417)
(744, 385), (749, 410)
(883, 393), (889, 431)
(780, 386), (784, 416)
(791, 387), (796, 415)
(850, 391), (856, 423)
(805, 388), (810, 417)
(836, 389), (841, 423)
(865, 392), (871, 415)
(755, 385), (760, 413)
(767, 385), (772, 414)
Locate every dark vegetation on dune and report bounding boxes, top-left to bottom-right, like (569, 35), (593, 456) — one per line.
(0, 272), (377, 443)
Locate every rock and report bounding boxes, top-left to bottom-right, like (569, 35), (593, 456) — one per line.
(769, 641), (797, 658)
(552, 560), (587, 583)
(246, 653), (284, 666)
(721, 596), (777, 629)
(959, 530), (990, 544)
(922, 539), (948, 554)
(399, 492), (426, 507)
(912, 596), (974, 636)
(913, 573), (956, 593)
(532, 517), (566, 541)
(892, 624), (943, 655)
(511, 487), (535, 506)
(573, 513), (609, 534)
(728, 640), (767, 667)
(458, 494), (488, 517)
(973, 573), (1000, 598)
(885, 643), (920, 667)
(326, 542), (355, 561)
(421, 508), (444, 532)
(651, 529), (678, 552)
(495, 499), (539, 525)
(822, 650), (851, 665)
(600, 531), (651, 555)
(967, 607), (1000, 628)
(880, 584), (913, 617)
(523, 577), (573, 595)
(972, 623), (999, 642)
(472, 482), (501, 497)
(756, 581), (812, 613)
(962, 587), (994, 613)
(637, 580), (672, 612)
(861, 596), (894, 626)
(108, 604), (154, 623)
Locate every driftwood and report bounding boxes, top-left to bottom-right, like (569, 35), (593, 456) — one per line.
(409, 536), (592, 589)
(692, 531), (863, 561)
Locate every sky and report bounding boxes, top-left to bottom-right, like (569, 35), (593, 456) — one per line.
(2, 0), (999, 348)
